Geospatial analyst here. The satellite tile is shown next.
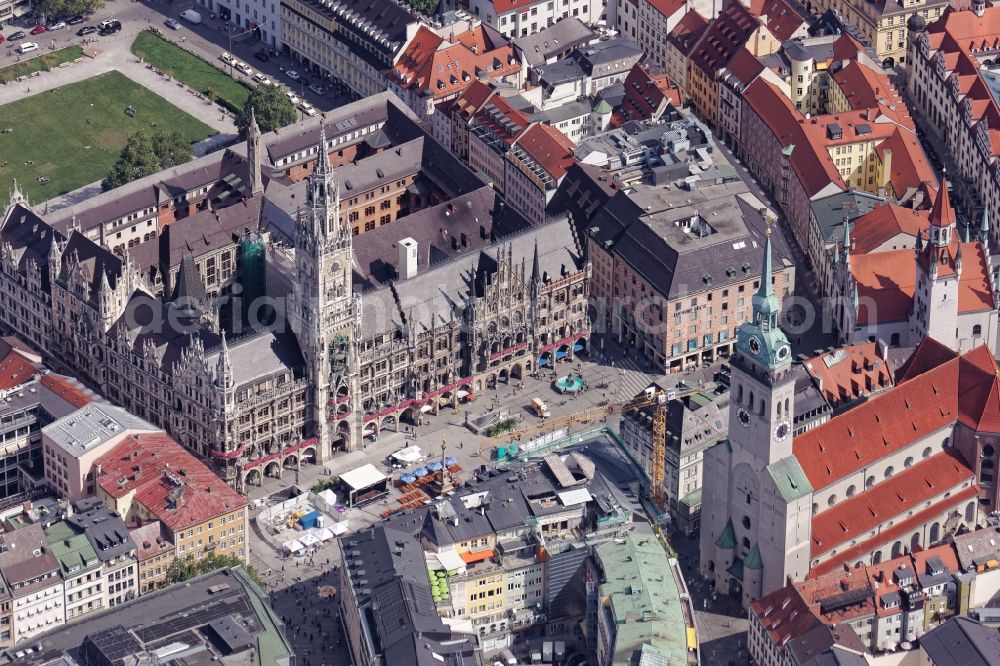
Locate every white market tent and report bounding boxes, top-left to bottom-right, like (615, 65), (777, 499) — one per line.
(284, 540), (305, 554)
(390, 445), (423, 464)
(331, 520), (349, 536)
(316, 488), (337, 509)
(300, 532), (321, 548)
(316, 527), (335, 542)
(340, 463), (389, 506)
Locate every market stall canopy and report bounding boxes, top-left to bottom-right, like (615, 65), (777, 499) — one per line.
(283, 540), (304, 553)
(391, 445), (423, 463)
(340, 463), (388, 491)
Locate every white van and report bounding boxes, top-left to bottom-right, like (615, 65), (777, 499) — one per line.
(18, 42), (38, 54)
(180, 9), (202, 24)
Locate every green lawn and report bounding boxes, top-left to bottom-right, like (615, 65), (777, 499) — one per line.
(0, 71), (215, 202)
(0, 46), (84, 84)
(131, 31), (251, 110)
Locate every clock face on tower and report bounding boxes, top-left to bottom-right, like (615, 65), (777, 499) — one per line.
(774, 421), (790, 441)
(777, 344), (791, 360)
(737, 408), (751, 428)
(748, 336), (761, 355)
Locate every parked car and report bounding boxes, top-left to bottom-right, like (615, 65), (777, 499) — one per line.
(253, 73), (271, 85)
(76, 26), (96, 36)
(165, 18), (180, 30)
(67, 15), (86, 25)
(220, 51), (236, 65)
(8, 31), (25, 41)
(236, 62), (253, 76)
(30, 25), (46, 35)
(98, 19), (121, 31)
(18, 41), (38, 54)
(253, 51), (269, 62)
(309, 83), (325, 95)
(47, 21), (66, 30)
(285, 90), (299, 104)
(299, 102), (317, 117)
(98, 22), (121, 36)
(285, 69), (300, 81)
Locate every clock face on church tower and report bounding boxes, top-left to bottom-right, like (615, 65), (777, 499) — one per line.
(774, 421), (790, 441)
(737, 408), (751, 428)
(748, 336), (761, 355)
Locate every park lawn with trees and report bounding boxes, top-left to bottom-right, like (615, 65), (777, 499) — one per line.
(131, 31), (252, 111)
(165, 552), (265, 588)
(0, 71), (213, 201)
(102, 130), (194, 191)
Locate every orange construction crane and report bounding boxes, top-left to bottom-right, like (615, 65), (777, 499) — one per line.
(620, 389), (668, 506)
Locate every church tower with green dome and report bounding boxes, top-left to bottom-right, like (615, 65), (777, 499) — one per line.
(700, 223), (812, 607)
(728, 226), (796, 466)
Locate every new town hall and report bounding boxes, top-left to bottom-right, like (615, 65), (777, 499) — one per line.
(0, 94), (590, 492)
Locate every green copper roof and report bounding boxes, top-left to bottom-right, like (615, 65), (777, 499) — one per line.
(745, 544), (763, 570)
(715, 518), (736, 549)
(593, 99), (613, 114)
(46, 520), (100, 577)
(766, 456), (814, 502)
(594, 528), (691, 666)
(727, 557), (744, 581)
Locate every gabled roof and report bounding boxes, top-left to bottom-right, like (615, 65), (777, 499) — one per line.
(741, 79), (845, 196)
(392, 26), (519, 101)
(749, 0), (808, 41)
(612, 63), (682, 127)
(810, 452), (975, 558)
(801, 342), (893, 408)
(512, 123), (575, 181)
(849, 204), (928, 254)
(689, 1), (759, 76)
(666, 10), (710, 58)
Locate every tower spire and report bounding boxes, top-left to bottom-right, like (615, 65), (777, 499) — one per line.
(531, 238), (540, 283)
(751, 220), (780, 330)
(217, 331), (234, 389)
(248, 108), (263, 196)
(841, 217), (851, 262)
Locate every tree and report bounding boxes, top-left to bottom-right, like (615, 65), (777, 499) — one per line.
(152, 131), (195, 171)
(165, 552), (264, 588)
(236, 85), (297, 139)
(34, 0), (106, 19)
(102, 130), (194, 191)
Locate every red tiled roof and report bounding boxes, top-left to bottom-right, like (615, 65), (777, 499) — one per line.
(612, 63), (682, 127)
(392, 26), (519, 102)
(810, 485), (979, 578)
(849, 204), (929, 254)
(741, 78), (844, 196)
(802, 342), (893, 408)
(0, 348), (37, 391)
(491, 0), (545, 14)
(895, 336), (958, 383)
(849, 240), (993, 325)
(929, 179), (957, 228)
(689, 1), (759, 76)
(40, 373), (94, 409)
(832, 33), (865, 62)
(831, 61), (913, 128)
(452, 80), (496, 123)
(666, 10), (710, 58)
(810, 452), (975, 558)
(648, 0), (685, 19)
(725, 48), (765, 85)
(749, 0), (807, 41)
(796, 344), (1000, 491)
(750, 585), (824, 651)
(876, 128), (937, 199)
(473, 95), (531, 145)
(96, 432), (247, 533)
(513, 123), (574, 181)
(793, 358), (959, 488)
(129, 520), (174, 563)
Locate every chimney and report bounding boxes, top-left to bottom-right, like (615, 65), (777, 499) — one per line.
(399, 237), (418, 280)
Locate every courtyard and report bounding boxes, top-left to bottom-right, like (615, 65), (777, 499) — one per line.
(0, 70), (215, 201)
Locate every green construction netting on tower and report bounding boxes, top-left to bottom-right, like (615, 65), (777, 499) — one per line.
(241, 232), (266, 326)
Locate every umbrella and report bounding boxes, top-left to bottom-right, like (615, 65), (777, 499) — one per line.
(427, 461), (443, 472)
(444, 456), (457, 465)
(335, 504), (347, 514)
(319, 585), (337, 599)
(414, 467), (429, 478)
(400, 473), (417, 484)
